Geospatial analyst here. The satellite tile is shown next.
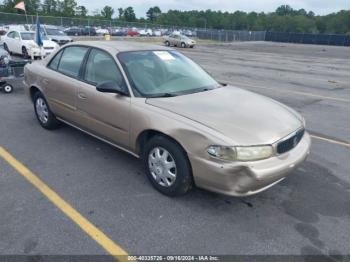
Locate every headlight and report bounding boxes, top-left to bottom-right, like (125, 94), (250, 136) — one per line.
(207, 145), (273, 162)
(207, 146), (236, 161)
(235, 146), (273, 161)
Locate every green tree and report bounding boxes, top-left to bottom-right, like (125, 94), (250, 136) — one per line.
(123, 6), (136, 21)
(59, 0), (77, 17)
(75, 5), (87, 17)
(101, 5), (114, 19)
(117, 7), (124, 19)
(42, 0), (58, 14)
(276, 5), (294, 16)
(146, 6), (161, 21)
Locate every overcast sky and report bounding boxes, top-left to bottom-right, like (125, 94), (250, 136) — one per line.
(77, 0), (349, 18)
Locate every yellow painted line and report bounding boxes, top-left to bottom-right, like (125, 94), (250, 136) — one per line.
(232, 82), (350, 103)
(0, 146), (129, 261)
(311, 135), (350, 148)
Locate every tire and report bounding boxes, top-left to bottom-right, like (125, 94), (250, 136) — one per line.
(3, 43), (10, 53)
(181, 42), (186, 48)
(190, 45), (194, 48)
(33, 91), (60, 130)
(2, 84), (13, 94)
(22, 46), (29, 59)
(143, 135), (193, 197)
(165, 41), (170, 46)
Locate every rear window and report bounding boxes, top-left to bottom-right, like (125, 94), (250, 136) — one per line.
(57, 46), (88, 78)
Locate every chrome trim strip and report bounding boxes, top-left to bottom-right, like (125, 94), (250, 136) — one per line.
(56, 117), (140, 159)
(273, 127), (305, 155)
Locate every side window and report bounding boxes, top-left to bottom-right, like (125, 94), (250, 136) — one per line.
(13, 31), (20, 39)
(48, 49), (63, 70)
(7, 31), (14, 38)
(84, 48), (126, 89)
(58, 46), (88, 78)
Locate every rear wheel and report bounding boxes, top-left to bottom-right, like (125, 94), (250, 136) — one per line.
(2, 84), (13, 94)
(143, 135), (193, 197)
(165, 41), (170, 46)
(33, 92), (60, 130)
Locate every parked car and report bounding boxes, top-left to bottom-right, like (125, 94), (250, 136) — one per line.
(110, 29), (127, 36)
(64, 27), (83, 36)
(96, 28), (109, 36)
(127, 30), (140, 37)
(3, 30), (59, 58)
(164, 34), (196, 48)
(139, 29), (153, 36)
(82, 26), (97, 36)
(153, 29), (162, 37)
(40, 25), (72, 45)
(24, 41), (311, 197)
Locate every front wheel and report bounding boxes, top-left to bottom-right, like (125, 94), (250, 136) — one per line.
(22, 46), (29, 58)
(143, 136), (193, 197)
(165, 41), (170, 46)
(181, 42), (186, 48)
(33, 92), (60, 130)
(3, 43), (10, 54)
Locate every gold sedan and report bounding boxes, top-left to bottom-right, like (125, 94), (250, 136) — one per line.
(24, 41), (311, 197)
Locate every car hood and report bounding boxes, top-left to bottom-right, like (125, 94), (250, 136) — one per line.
(146, 86), (303, 145)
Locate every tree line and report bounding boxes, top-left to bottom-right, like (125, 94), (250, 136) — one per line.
(0, 1), (349, 34)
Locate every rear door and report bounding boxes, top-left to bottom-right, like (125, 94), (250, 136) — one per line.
(5, 31), (15, 53)
(44, 45), (89, 124)
(76, 48), (131, 149)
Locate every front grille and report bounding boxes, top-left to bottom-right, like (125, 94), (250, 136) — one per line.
(277, 128), (305, 154)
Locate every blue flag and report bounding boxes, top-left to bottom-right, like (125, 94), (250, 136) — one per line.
(35, 16), (43, 46)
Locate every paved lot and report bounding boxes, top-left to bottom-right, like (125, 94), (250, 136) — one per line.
(0, 42), (349, 258)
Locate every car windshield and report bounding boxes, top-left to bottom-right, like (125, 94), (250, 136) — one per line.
(118, 50), (219, 97)
(46, 28), (65, 35)
(21, 32), (47, 40)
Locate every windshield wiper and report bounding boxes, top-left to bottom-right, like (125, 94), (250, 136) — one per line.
(148, 93), (178, 98)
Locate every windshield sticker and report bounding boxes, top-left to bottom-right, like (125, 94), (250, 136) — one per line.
(153, 51), (175, 61)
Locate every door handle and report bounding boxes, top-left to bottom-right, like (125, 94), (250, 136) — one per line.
(78, 92), (87, 100)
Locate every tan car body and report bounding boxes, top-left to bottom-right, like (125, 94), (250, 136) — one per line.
(24, 41), (311, 197)
(164, 34), (196, 48)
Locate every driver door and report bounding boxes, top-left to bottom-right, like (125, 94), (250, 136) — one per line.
(76, 48), (131, 149)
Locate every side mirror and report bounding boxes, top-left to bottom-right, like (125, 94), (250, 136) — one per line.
(96, 81), (128, 96)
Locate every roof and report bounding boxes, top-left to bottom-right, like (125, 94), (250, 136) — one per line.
(66, 41), (172, 53)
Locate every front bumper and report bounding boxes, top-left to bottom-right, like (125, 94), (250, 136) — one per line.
(28, 48), (55, 57)
(189, 132), (311, 197)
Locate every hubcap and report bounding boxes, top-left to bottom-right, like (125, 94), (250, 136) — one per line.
(35, 98), (49, 124)
(148, 147), (176, 187)
(4, 85), (12, 92)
